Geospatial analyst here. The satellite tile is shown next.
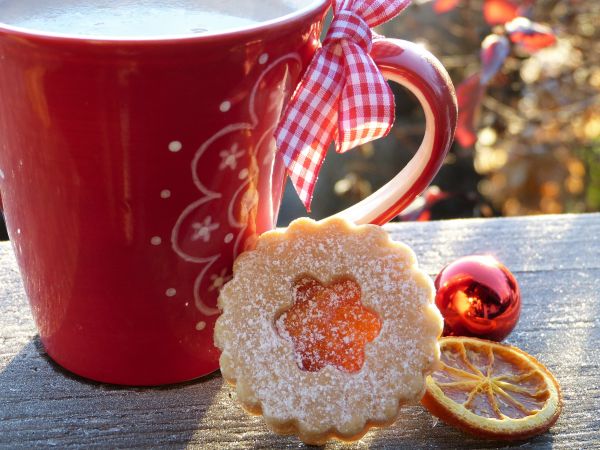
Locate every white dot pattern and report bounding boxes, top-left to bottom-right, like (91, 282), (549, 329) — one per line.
(169, 141), (182, 152)
(220, 101), (231, 112)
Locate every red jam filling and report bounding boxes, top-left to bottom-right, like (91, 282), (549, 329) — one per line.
(277, 275), (382, 373)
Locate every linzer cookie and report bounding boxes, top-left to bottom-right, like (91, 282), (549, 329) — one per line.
(214, 217), (443, 444)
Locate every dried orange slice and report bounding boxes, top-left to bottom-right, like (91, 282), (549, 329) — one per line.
(422, 337), (561, 440)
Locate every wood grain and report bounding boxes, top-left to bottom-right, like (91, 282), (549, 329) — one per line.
(1, 214), (599, 449)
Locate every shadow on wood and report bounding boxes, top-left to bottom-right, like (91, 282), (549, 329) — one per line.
(0, 337), (222, 448)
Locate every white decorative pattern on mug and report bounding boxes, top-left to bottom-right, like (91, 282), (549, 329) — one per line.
(191, 216), (219, 242)
(219, 143), (245, 170)
(170, 52), (302, 321)
(168, 141), (182, 152)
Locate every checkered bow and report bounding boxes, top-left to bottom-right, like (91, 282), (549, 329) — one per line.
(275, 0), (411, 210)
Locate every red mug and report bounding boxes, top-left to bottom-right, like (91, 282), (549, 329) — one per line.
(0, 1), (456, 385)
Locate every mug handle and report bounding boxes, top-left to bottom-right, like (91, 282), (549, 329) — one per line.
(334, 39), (457, 225)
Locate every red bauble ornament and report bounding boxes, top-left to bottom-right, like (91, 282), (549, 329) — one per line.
(434, 255), (521, 341)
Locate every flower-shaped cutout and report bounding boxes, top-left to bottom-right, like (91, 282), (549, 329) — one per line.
(277, 275), (382, 373)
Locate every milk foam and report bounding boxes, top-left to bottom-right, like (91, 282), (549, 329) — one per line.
(0, 0), (306, 37)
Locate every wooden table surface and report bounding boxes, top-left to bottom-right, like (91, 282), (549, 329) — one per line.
(1, 214), (599, 449)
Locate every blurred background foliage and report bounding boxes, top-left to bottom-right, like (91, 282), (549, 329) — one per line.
(278, 0), (600, 224)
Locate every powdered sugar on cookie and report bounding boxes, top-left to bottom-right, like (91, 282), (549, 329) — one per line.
(214, 217), (443, 444)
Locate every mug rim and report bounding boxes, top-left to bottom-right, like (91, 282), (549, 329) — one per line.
(0, 0), (329, 44)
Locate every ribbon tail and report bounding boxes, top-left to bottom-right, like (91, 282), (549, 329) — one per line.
(275, 47), (345, 211)
(283, 132), (334, 212)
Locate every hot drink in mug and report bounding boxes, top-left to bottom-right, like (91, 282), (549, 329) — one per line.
(0, 0), (302, 37)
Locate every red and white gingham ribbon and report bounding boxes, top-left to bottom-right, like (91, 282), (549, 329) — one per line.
(275, 0), (411, 210)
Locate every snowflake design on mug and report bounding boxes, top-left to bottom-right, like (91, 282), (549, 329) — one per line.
(219, 143), (245, 171)
(170, 53), (301, 319)
(191, 217), (219, 242)
(209, 268), (233, 292)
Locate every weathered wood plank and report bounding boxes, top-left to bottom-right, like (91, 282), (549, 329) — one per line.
(1, 214), (599, 449)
